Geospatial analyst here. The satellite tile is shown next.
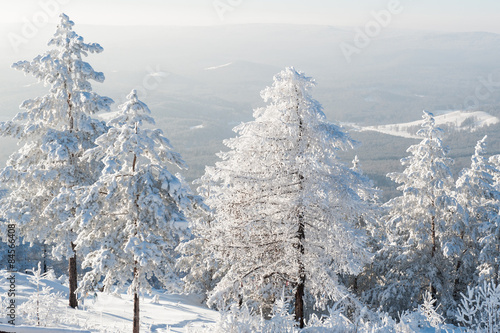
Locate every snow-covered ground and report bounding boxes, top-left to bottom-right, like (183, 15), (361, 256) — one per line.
(204, 63), (233, 71)
(352, 110), (499, 139)
(0, 270), (218, 332)
(0, 267), (473, 333)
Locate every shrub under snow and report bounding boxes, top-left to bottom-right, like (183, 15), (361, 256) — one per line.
(457, 282), (500, 333)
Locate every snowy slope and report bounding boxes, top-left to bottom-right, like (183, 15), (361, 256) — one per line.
(0, 270), (217, 332)
(204, 63), (233, 70)
(353, 110), (499, 139)
(0, 268), (466, 332)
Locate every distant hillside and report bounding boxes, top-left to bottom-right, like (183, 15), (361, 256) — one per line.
(352, 111), (499, 139)
(1, 24), (500, 201)
(339, 112), (500, 201)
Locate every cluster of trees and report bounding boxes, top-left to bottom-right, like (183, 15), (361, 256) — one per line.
(0, 15), (203, 333)
(1, 14), (499, 332)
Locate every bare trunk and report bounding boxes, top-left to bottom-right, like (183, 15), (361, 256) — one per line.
(69, 242), (78, 308)
(133, 265), (140, 333)
(429, 211), (437, 298)
(132, 142), (139, 333)
(431, 215), (436, 258)
(42, 245), (47, 274)
(452, 231), (466, 300)
(295, 279), (305, 328)
(294, 93), (306, 329)
(133, 291), (140, 333)
(295, 206), (306, 328)
(453, 258), (463, 300)
(66, 82), (78, 309)
(294, 262), (305, 328)
(353, 276), (359, 295)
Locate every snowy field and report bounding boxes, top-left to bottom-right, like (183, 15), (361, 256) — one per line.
(0, 269), (469, 333)
(0, 270), (218, 332)
(354, 110), (499, 139)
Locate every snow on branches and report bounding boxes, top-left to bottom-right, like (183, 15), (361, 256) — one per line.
(191, 67), (378, 326)
(74, 90), (203, 296)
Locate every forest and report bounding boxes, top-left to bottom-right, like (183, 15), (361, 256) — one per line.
(0, 14), (499, 333)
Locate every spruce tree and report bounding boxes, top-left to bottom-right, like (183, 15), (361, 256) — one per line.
(193, 67), (377, 327)
(455, 136), (500, 289)
(0, 14), (112, 308)
(372, 111), (464, 315)
(74, 90), (203, 332)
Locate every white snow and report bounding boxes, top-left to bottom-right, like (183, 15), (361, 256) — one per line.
(356, 110), (499, 139)
(149, 72), (168, 77)
(204, 62), (233, 70)
(0, 270), (217, 332)
(189, 124), (204, 130)
(97, 111), (120, 122)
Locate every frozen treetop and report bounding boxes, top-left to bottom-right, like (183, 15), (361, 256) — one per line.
(90, 90), (186, 173)
(474, 135), (488, 156)
(249, 66), (355, 152)
(109, 89), (155, 128)
(261, 66), (315, 103)
(48, 13), (104, 58)
(13, 13), (106, 84)
(417, 110), (444, 140)
(4, 13), (113, 137)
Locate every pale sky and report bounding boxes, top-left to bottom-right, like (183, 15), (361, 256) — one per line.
(0, 0), (499, 33)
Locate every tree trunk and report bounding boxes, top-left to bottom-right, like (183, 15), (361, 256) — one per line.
(452, 258), (463, 300)
(42, 245), (47, 274)
(295, 274), (305, 328)
(294, 96), (306, 329)
(452, 231), (467, 301)
(67, 85), (78, 309)
(133, 266), (140, 333)
(295, 209), (306, 328)
(69, 242), (78, 309)
(133, 291), (140, 333)
(429, 213), (437, 299)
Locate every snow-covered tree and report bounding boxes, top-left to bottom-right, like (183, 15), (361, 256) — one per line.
(18, 263), (61, 327)
(457, 281), (500, 333)
(456, 136), (500, 288)
(195, 67), (377, 327)
(73, 90), (203, 333)
(0, 14), (112, 308)
(372, 111), (464, 316)
(348, 156), (383, 297)
(176, 213), (224, 298)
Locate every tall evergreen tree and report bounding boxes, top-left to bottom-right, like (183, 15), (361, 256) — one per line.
(194, 67), (377, 327)
(73, 90), (203, 333)
(372, 111), (464, 316)
(456, 136), (500, 288)
(0, 14), (112, 308)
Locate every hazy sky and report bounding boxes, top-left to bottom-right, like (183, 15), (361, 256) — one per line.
(0, 0), (499, 33)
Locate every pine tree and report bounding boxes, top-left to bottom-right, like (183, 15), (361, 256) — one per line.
(195, 67), (376, 327)
(373, 111), (463, 315)
(347, 156), (382, 296)
(0, 14), (112, 308)
(484, 152), (500, 284)
(74, 90), (203, 333)
(456, 136), (500, 288)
